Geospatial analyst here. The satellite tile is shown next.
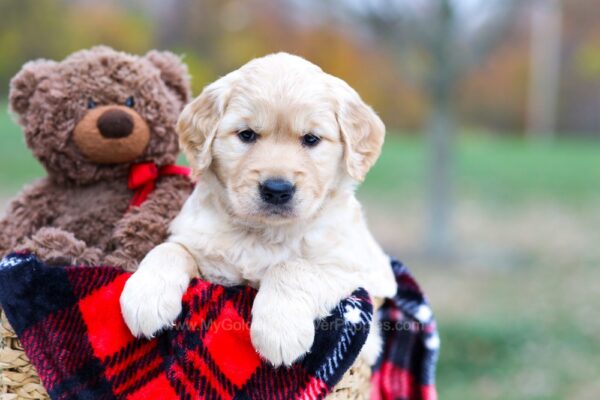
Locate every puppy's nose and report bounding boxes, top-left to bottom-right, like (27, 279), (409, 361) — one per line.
(97, 109), (134, 139)
(260, 178), (295, 205)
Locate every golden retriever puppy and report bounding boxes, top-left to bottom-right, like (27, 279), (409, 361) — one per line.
(120, 52), (396, 366)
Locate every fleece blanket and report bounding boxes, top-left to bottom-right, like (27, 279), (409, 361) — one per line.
(0, 253), (438, 400)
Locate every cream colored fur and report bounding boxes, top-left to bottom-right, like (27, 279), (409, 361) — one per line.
(120, 53), (396, 367)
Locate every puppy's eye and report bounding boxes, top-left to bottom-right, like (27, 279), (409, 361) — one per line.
(87, 99), (97, 109)
(301, 133), (321, 147)
(124, 96), (135, 108)
(238, 129), (258, 143)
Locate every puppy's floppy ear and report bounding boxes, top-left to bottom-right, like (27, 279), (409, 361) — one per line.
(177, 76), (232, 178)
(332, 77), (385, 182)
(145, 50), (192, 104)
(9, 59), (56, 117)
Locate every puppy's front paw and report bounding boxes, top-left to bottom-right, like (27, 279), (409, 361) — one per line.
(120, 271), (187, 338)
(250, 295), (315, 367)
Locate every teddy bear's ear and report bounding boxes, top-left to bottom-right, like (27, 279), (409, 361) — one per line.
(9, 59), (56, 117)
(145, 50), (192, 105)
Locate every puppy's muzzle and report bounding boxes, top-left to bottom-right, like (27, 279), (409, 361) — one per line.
(259, 178), (295, 205)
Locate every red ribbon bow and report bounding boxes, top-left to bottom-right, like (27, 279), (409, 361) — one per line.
(128, 162), (191, 208)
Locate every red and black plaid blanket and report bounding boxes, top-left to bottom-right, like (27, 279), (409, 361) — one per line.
(371, 259), (439, 400)
(0, 253), (438, 400)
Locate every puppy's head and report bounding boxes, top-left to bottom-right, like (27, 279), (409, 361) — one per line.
(178, 53), (384, 226)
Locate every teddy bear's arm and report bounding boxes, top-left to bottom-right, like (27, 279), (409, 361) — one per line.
(0, 179), (58, 258)
(15, 227), (103, 266)
(0, 180), (104, 265)
(107, 175), (193, 271)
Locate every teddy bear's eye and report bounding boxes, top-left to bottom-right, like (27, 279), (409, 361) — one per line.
(87, 99), (97, 109)
(124, 96), (135, 108)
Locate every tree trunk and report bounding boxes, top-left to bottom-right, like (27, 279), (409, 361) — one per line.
(527, 0), (562, 140)
(425, 88), (455, 259)
(424, 0), (456, 259)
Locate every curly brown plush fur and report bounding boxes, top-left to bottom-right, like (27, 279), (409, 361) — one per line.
(0, 46), (194, 271)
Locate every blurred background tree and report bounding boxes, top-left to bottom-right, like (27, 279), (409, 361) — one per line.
(1, 1), (600, 398)
(315, 0), (520, 258)
(0, 0), (152, 94)
(527, 0), (562, 141)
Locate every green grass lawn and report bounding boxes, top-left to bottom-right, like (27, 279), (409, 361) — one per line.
(0, 104), (44, 193)
(423, 258), (600, 400)
(2, 101), (599, 206)
(362, 132), (600, 206)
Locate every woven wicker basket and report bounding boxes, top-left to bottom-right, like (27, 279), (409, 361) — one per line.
(1, 307), (371, 399)
(326, 357), (371, 399)
(1, 308), (50, 400)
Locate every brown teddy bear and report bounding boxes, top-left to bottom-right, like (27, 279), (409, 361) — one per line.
(0, 46), (194, 271)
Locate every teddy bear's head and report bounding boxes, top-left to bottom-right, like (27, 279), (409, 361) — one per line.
(9, 46), (191, 185)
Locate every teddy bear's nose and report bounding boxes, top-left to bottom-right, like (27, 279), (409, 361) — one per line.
(97, 109), (134, 139)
